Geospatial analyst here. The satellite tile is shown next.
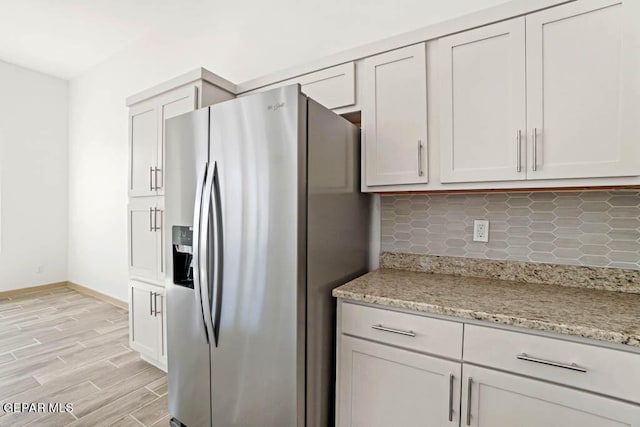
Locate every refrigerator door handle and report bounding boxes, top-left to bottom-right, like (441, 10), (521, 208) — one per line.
(200, 162), (216, 346)
(192, 163), (209, 343)
(210, 162), (224, 347)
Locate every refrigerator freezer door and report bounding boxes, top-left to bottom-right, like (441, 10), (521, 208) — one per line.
(165, 108), (212, 427)
(208, 85), (306, 427)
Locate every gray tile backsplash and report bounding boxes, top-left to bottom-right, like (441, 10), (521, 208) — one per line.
(381, 191), (640, 270)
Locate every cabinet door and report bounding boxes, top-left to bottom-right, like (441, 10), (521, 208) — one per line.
(129, 281), (160, 359)
(462, 365), (640, 427)
(337, 335), (461, 427)
(243, 63), (356, 110)
(526, 0), (640, 179)
(128, 198), (163, 282)
(362, 44), (428, 187)
(129, 100), (158, 197)
(439, 18), (526, 183)
(156, 85), (198, 195)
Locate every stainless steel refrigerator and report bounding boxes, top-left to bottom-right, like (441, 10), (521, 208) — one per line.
(164, 85), (370, 427)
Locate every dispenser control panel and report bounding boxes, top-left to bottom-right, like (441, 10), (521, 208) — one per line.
(172, 226), (194, 288)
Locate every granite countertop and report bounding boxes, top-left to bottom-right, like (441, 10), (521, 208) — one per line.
(333, 269), (640, 348)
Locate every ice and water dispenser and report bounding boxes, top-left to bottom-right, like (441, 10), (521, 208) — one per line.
(172, 226), (194, 288)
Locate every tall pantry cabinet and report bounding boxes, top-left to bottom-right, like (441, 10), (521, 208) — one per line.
(126, 69), (235, 370)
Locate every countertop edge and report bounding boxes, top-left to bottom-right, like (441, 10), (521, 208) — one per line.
(333, 289), (640, 349)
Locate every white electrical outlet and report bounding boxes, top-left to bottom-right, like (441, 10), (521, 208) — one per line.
(473, 220), (489, 242)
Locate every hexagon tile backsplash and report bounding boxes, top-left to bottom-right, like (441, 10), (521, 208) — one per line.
(381, 191), (640, 270)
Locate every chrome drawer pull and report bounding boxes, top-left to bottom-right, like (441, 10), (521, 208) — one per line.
(448, 373), (455, 422)
(466, 377), (472, 426)
(516, 353), (587, 373)
(371, 324), (416, 337)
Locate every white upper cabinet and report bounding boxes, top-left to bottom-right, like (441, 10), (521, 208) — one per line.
(362, 44), (428, 187)
(294, 63), (355, 110)
(242, 62), (356, 111)
(156, 86), (199, 194)
(439, 19), (526, 183)
(129, 100), (159, 197)
(129, 85), (197, 197)
(526, 0), (640, 180)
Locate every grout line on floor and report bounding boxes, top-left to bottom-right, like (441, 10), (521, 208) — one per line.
(130, 414), (147, 426)
(145, 385), (161, 398)
(87, 379), (102, 392)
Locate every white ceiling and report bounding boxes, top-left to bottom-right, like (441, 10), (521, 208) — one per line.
(0, 0), (200, 79)
(0, 0), (512, 81)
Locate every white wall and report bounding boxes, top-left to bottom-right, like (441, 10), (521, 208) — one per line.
(68, 0), (510, 301)
(0, 60), (68, 291)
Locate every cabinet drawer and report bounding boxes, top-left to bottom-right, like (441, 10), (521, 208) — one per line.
(341, 302), (462, 359)
(464, 324), (640, 403)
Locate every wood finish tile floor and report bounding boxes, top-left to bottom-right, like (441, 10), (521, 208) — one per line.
(0, 286), (169, 426)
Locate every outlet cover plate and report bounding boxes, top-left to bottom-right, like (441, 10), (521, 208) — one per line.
(473, 220), (489, 242)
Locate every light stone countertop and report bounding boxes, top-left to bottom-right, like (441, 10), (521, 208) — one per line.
(333, 269), (640, 348)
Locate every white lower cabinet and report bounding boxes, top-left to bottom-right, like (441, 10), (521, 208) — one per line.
(129, 281), (166, 371)
(336, 301), (640, 427)
(337, 335), (461, 427)
(462, 364), (640, 427)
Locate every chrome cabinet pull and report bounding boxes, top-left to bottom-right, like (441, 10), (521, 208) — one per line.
(153, 292), (159, 316)
(371, 324), (416, 337)
(148, 208), (161, 232)
(153, 208), (158, 232)
(516, 130), (522, 172)
(149, 291), (153, 316)
(466, 377), (473, 426)
(149, 166), (161, 191)
(516, 353), (587, 373)
(532, 128), (538, 172)
(417, 140), (424, 176)
(448, 373), (455, 422)
(152, 208), (161, 232)
(153, 167), (161, 191)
